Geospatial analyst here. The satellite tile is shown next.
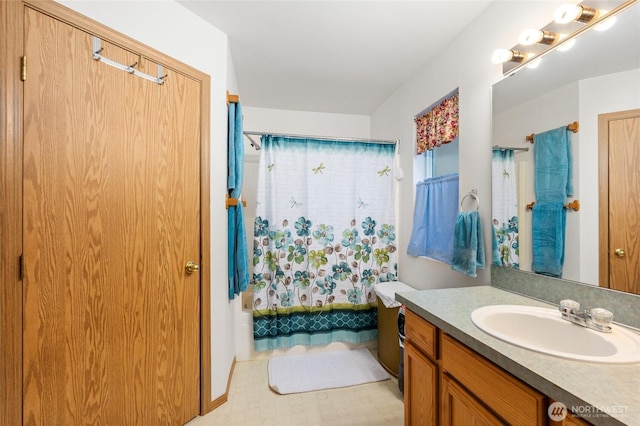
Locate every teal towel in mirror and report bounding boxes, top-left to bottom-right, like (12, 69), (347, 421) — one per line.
(534, 126), (573, 202)
(531, 202), (565, 278)
(451, 210), (485, 278)
(532, 126), (572, 278)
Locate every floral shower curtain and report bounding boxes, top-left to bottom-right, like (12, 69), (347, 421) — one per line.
(252, 135), (397, 351)
(491, 148), (519, 268)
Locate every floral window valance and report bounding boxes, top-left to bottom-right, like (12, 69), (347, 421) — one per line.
(415, 92), (459, 154)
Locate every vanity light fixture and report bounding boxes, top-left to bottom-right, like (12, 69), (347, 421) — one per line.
(491, 49), (526, 65)
(493, 0), (635, 75)
(518, 29), (558, 46)
(554, 4), (599, 24)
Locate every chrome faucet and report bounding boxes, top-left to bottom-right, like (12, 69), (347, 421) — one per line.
(559, 300), (613, 333)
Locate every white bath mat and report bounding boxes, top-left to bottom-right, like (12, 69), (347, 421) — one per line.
(267, 348), (390, 395)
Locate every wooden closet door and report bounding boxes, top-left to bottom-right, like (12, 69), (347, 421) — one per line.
(22, 7), (201, 425)
(607, 114), (640, 294)
(599, 109), (640, 295)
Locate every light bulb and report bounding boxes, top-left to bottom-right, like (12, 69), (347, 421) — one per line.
(554, 4), (598, 23)
(519, 29), (544, 45)
(595, 16), (616, 31)
(526, 58), (542, 69)
(554, 4), (582, 24)
(518, 29), (557, 46)
(557, 37), (576, 52)
(491, 49), (525, 64)
(492, 49), (511, 64)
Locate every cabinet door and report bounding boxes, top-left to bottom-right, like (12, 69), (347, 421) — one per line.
(405, 340), (438, 426)
(441, 334), (546, 425)
(441, 374), (506, 426)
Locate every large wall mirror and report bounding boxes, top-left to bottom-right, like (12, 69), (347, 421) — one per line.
(491, 0), (640, 293)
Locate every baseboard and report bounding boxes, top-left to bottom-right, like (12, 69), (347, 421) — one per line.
(208, 356), (237, 412)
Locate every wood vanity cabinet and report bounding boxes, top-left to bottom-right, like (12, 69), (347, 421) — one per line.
(404, 309), (549, 425)
(404, 309), (439, 425)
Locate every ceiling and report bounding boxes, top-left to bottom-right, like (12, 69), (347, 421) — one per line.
(177, 1), (493, 115)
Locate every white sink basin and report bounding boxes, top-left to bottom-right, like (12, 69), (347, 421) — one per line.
(471, 305), (640, 364)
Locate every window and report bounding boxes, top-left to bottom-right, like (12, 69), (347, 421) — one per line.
(431, 135), (459, 177)
(408, 89), (460, 262)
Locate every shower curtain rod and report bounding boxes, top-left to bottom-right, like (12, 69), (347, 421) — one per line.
(243, 131), (398, 148)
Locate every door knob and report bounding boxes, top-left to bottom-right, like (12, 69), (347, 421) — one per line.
(185, 261), (200, 274)
(614, 249), (626, 258)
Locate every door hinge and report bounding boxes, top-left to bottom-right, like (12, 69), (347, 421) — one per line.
(20, 254), (26, 280)
(21, 56), (27, 81)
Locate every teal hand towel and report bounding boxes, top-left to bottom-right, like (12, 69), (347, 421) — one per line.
(228, 203), (249, 299)
(531, 202), (565, 277)
(451, 210), (485, 278)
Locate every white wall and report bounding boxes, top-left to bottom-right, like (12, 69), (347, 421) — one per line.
(236, 107), (374, 360)
(369, 1), (564, 290)
(56, 0), (235, 401)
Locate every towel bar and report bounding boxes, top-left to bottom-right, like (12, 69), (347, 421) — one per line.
(526, 200), (580, 211)
(226, 194), (246, 208)
(526, 121), (579, 143)
(226, 90), (239, 104)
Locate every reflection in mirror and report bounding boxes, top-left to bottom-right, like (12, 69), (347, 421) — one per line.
(491, 1), (640, 292)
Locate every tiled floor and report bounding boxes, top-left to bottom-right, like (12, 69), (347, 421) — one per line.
(186, 352), (405, 426)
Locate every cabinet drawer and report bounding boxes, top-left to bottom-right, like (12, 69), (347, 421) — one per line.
(441, 334), (546, 426)
(405, 309), (438, 360)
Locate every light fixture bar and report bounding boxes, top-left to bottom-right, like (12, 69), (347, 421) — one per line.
(500, 0), (637, 76)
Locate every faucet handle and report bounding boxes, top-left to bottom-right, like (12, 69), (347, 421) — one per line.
(559, 299), (580, 312)
(590, 308), (613, 327)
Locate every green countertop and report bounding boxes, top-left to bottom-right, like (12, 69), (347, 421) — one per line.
(396, 286), (640, 426)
